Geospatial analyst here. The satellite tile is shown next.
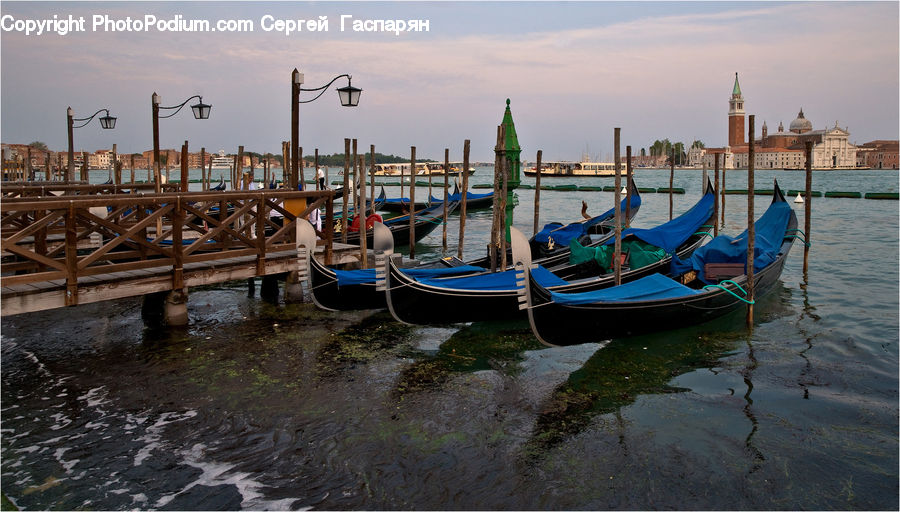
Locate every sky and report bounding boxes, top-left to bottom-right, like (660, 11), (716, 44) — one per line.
(1, 1), (898, 162)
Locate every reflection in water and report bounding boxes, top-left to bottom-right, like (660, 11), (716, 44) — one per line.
(523, 324), (741, 458)
(524, 282), (797, 460)
(741, 335), (765, 473)
(392, 320), (542, 397)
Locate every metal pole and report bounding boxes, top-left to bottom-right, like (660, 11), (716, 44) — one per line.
(152, 92), (162, 193)
(291, 68), (302, 190)
(66, 107), (75, 183)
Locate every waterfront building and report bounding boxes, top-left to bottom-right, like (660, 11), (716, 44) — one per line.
(857, 140), (899, 169)
(704, 73), (859, 169)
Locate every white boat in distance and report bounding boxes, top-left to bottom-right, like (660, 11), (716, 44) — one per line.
(211, 149), (232, 170)
(373, 162), (475, 177)
(524, 160), (619, 177)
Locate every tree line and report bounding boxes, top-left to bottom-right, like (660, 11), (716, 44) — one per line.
(644, 139), (705, 165)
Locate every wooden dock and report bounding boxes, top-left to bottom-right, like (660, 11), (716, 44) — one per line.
(1, 186), (350, 318)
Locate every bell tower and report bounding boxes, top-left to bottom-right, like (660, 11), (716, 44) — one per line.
(728, 72), (745, 147)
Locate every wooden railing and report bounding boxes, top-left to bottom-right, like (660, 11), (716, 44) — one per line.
(1, 182), (180, 199)
(1, 189), (334, 309)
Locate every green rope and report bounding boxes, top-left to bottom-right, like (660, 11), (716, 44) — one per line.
(693, 231), (712, 239)
(785, 229), (810, 247)
(703, 279), (755, 304)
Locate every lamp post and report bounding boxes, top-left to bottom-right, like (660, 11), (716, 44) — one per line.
(67, 107), (116, 182)
(151, 92), (211, 193)
(290, 68), (361, 189)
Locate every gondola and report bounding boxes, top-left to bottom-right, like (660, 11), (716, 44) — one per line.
(211, 176), (227, 191)
(338, 200), (459, 248)
(302, 219), (486, 311)
(332, 186), (387, 218)
(518, 180), (797, 346)
(428, 186), (494, 211)
(384, 179), (715, 325)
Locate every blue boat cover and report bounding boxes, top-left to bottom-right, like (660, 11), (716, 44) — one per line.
(431, 191), (493, 203)
(601, 191), (715, 253)
(670, 199), (792, 283)
(415, 265), (567, 291)
(548, 273), (701, 305)
(533, 193), (642, 246)
(334, 264), (486, 287)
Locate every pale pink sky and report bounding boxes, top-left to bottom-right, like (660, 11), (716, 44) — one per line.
(2, 1), (897, 161)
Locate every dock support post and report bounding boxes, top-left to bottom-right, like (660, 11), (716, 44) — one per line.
(284, 271), (306, 303)
(141, 290), (188, 327)
(261, 275), (280, 303)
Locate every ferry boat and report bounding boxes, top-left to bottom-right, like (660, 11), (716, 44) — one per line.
(524, 160), (619, 177)
(374, 162), (475, 177)
(211, 150), (232, 170)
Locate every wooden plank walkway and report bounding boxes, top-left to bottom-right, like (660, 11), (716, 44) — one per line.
(1, 188), (350, 317)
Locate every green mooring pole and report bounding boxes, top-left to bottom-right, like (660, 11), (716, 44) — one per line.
(500, 98), (521, 241)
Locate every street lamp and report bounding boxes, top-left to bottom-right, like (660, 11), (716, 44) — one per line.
(290, 69), (361, 189)
(67, 107), (117, 182)
(151, 92), (211, 192)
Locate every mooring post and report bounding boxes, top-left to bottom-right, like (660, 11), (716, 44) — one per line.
(352, 139), (358, 208)
(669, 146), (675, 220)
(714, 153), (720, 236)
(443, 148), (449, 251)
(370, 144), (376, 215)
(315, 148), (320, 190)
(200, 148), (206, 190)
(500, 149), (509, 270)
(746, 115), (756, 327)
(625, 145), (632, 228)
(533, 149), (542, 235)
(458, 139), (470, 260)
(180, 141), (189, 192)
(804, 141), (812, 280)
(409, 146), (417, 259)
(341, 138), (350, 244)
(721, 163), (726, 229)
(489, 126), (504, 272)
(359, 155), (368, 268)
(112, 144), (119, 185)
(614, 128), (622, 286)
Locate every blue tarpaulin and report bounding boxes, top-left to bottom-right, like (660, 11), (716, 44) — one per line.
(533, 193), (642, 246)
(548, 273), (701, 305)
(602, 191), (715, 253)
(431, 191), (493, 203)
(670, 199), (792, 283)
(334, 264), (486, 287)
(415, 265), (567, 291)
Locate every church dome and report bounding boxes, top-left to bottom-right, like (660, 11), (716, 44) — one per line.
(790, 109), (813, 133)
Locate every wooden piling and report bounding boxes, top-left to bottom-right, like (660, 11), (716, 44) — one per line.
(533, 149), (542, 235)
(443, 148), (449, 251)
(359, 155), (368, 268)
(804, 141), (812, 280)
(458, 139), (470, 260)
(713, 153), (720, 236)
(341, 138), (350, 244)
(614, 128), (622, 286)
(669, 147), (675, 220)
(721, 164), (726, 229)
(112, 144), (119, 184)
(370, 145), (376, 214)
(489, 126), (504, 272)
(625, 145), (632, 228)
(237, 146), (244, 189)
(409, 146), (417, 259)
(180, 141), (189, 192)
(352, 139), (358, 207)
(315, 148), (320, 190)
(200, 148), (206, 190)
(82, 151), (88, 183)
(746, 115), (756, 327)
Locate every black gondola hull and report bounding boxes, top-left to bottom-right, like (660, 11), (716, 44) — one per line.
(309, 256), (385, 311)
